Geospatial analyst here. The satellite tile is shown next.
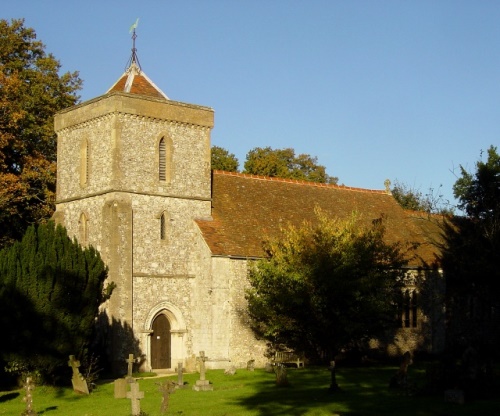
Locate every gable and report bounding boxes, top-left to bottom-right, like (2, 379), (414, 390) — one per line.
(196, 171), (442, 267)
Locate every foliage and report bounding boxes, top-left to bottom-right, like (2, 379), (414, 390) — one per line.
(246, 209), (408, 363)
(0, 221), (110, 383)
(442, 146), (500, 356)
(243, 146), (338, 184)
(0, 19), (82, 248)
(391, 180), (453, 214)
(211, 145), (239, 172)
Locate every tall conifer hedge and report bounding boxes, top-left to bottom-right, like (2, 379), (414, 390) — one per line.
(0, 221), (110, 382)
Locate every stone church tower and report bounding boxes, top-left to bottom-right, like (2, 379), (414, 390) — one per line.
(53, 45), (215, 372)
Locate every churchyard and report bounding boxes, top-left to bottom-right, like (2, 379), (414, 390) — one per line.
(1, 363), (499, 416)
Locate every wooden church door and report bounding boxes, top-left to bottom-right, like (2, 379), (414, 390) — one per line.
(151, 314), (171, 369)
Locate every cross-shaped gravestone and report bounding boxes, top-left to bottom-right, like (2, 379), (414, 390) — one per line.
(126, 354), (135, 379)
(193, 351), (213, 391)
(68, 355), (89, 395)
(22, 376), (37, 415)
(198, 351), (207, 381)
(156, 379), (176, 414)
(127, 380), (145, 416)
(176, 361), (184, 388)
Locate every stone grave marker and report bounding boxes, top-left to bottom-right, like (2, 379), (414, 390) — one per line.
(156, 379), (176, 414)
(21, 376), (37, 416)
(176, 361), (186, 389)
(68, 355), (89, 395)
(444, 389), (465, 405)
(247, 359), (255, 371)
(193, 351), (213, 391)
(274, 363), (289, 387)
(114, 353), (136, 398)
(389, 351), (413, 388)
(224, 365), (236, 375)
(126, 354), (135, 378)
(127, 380), (145, 416)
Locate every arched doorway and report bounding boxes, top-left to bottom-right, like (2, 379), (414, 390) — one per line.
(151, 314), (171, 369)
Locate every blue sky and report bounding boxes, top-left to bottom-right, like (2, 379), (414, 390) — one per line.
(3, 1), (500, 207)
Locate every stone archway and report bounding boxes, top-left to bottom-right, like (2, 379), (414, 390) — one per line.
(151, 313), (171, 369)
(144, 301), (187, 370)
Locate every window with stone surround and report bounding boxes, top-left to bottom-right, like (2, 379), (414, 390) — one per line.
(160, 211), (170, 241)
(399, 289), (418, 328)
(79, 212), (88, 245)
(158, 136), (173, 182)
(80, 138), (89, 186)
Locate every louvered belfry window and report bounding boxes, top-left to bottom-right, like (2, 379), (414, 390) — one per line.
(160, 212), (167, 240)
(159, 137), (166, 181)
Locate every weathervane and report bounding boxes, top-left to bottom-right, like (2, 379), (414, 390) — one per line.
(126, 18), (141, 71)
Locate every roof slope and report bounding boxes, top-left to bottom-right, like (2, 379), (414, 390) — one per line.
(196, 171), (442, 267)
(107, 62), (169, 100)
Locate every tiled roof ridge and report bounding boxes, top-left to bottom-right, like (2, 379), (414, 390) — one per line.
(213, 170), (389, 194)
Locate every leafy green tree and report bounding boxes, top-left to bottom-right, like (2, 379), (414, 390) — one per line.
(211, 145), (239, 172)
(0, 221), (111, 383)
(0, 19), (82, 249)
(443, 146), (500, 355)
(246, 210), (407, 380)
(243, 147), (338, 184)
(391, 180), (453, 214)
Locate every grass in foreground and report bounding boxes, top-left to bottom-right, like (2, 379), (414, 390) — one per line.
(0, 365), (499, 415)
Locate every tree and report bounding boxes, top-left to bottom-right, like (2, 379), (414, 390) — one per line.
(0, 19), (82, 249)
(391, 180), (453, 214)
(443, 146), (500, 355)
(0, 221), (111, 383)
(246, 210), (407, 375)
(211, 145), (239, 172)
(243, 147), (338, 184)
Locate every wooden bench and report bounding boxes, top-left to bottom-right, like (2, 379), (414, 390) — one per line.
(273, 351), (305, 368)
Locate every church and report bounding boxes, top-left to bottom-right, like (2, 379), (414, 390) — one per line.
(52, 40), (444, 373)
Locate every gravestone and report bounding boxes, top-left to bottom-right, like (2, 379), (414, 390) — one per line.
(127, 380), (145, 416)
(114, 353), (136, 398)
(68, 355), (89, 395)
(274, 363), (289, 387)
(126, 353), (135, 380)
(21, 376), (37, 416)
(328, 361), (339, 392)
(247, 359), (255, 371)
(114, 378), (128, 399)
(224, 365), (236, 375)
(176, 361), (186, 389)
(193, 351), (213, 391)
(444, 389), (465, 405)
(389, 351), (412, 388)
(156, 379), (176, 414)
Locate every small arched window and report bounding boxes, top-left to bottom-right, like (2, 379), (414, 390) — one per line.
(159, 138), (166, 181)
(80, 138), (89, 186)
(160, 211), (171, 241)
(79, 212), (88, 245)
(158, 136), (173, 183)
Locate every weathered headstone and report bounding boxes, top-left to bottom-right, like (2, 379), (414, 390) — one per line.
(389, 351), (413, 388)
(328, 361), (339, 391)
(193, 351), (213, 391)
(114, 378), (128, 399)
(224, 365), (236, 375)
(127, 380), (145, 416)
(176, 361), (185, 389)
(126, 353), (135, 379)
(21, 376), (37, 416)
(247, 359), (255, 371)
(265, 362), (274, 373)
(115, 353), (136, 398)
(156, 379), (176, 414)
(274, 363), (289, 387)
(444, 389), (465, 405)
(68, 355), (89, 395)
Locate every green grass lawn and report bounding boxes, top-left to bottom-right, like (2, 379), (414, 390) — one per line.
(1, 365), (499, 416)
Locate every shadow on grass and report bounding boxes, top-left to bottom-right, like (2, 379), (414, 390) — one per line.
(0, 391), (20, 402)
(38, 405), (58, 414)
